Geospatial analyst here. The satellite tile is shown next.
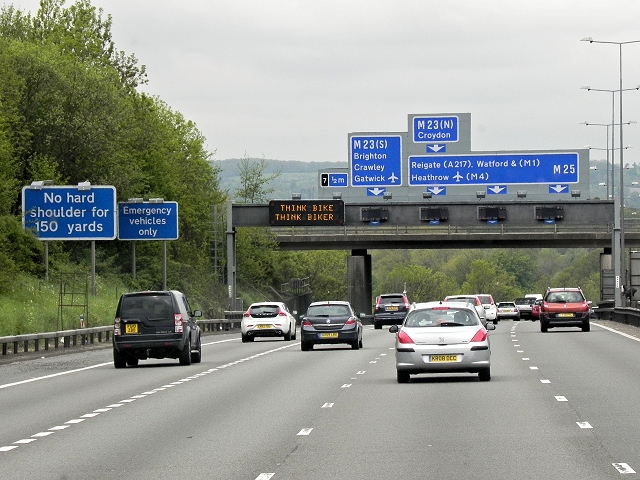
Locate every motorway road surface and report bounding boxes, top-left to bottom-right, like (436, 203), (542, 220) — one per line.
(1, 320), (640, 479)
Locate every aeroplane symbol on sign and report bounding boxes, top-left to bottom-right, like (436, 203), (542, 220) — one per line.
(388, 172), (399, 183)
(453, 171), (463, 182)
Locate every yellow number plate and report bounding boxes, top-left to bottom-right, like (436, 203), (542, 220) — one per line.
(125, 324), (138, 334)
(430, 354), (458, 363)
(320, 332), (339, 338)
(386, 306), (399, 311)
(558, 313), (574, 317)
(257, 324), (272, 329)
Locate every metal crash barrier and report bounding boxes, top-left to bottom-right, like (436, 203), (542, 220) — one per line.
(0, 318), (242, 357)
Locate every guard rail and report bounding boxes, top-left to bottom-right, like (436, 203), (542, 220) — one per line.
(0, 319), (242, 357)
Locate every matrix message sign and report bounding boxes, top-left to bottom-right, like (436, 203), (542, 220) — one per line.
(269, 200), (344, 226)
(22, 185), (116, 240)
(118, 201), (179, 240)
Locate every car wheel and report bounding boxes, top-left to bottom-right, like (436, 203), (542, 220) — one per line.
(492, 320), (498, 325)
(359, 338), (363, 348)
(479, 368), (491, 382)
(582, 321), (590, 332)
(301, 341), (310, 351)
(192, 335), (202, 363)
(241, 333), (253, 343)
(397, 370), (410, 383)
(284, 328), (292, 341)
(292, 324), (297, 340)
(113, 347), (127, 369)
(351, 340), (360, 350)
(541, 321), (548, 333)
(126, 357), (139, 366)
(374, 322), (382, 330)
(179, 339), (192, 365)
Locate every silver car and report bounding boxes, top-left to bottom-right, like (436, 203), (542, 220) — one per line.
(389, 301), (495, 383)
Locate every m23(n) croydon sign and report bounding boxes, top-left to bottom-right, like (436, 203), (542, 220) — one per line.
(22, 185), (116, 240)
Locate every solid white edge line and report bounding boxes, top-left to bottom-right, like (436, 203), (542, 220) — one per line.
(592, 322), (640, 342)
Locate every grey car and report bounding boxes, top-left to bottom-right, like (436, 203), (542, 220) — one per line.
(113, 290), (202, 368)
(389, 301), (495, 383)
(300, 300), (363, 351)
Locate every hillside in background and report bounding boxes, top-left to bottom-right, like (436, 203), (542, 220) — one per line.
(213, 158), (640, 206)
(211, 158), (346, 201)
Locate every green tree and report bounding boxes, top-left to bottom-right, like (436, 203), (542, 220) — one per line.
(235, 155), (281, 203)
(376, 264), (457, 303)
(460, 259), (521, 302)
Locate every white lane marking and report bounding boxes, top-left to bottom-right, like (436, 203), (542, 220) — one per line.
(613, 463), (636, 474)
(577, 422), (593, 429)
(530, 366), (539, 370)
(297, 428), (313, 436)
(0, 362), (112, 390)
(593, 323), (640, 342)
(541, 379), (550, 383)
(380, 353), (387, 356)
(512, 339), (517, 342)
(517, 350), (524, 353)
(341, 384), (352, 388)
(255, 474), (275, 480)
(555, 396), (568, 402)
(522, 358), (530, 361)
(514, 345), (520, 347)
(322, 403), (334, 408)
(370, 361), (377, 364)
(357, 371), (366, 375)
(2, 340), (298, 454)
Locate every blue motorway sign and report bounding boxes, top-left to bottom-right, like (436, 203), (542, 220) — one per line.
(22, 185), (116, 240)
(413, 116), (459, 143)
(350, 135), (402, 187)
(118, 201), (179, 240)
(328, 173), (348, 187)
(408, 152), (579, 186)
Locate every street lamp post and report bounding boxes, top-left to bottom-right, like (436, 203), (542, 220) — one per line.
(582, 37), (640, 307)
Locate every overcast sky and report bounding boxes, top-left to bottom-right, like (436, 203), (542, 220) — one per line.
(7, 0), (640, 164)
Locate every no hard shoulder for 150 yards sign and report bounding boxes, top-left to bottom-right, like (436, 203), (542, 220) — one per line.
(22, 185), (116, 240)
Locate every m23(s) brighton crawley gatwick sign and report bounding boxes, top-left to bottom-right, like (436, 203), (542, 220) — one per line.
(269, 200), (345, 226)
(22, 185), (116, 240)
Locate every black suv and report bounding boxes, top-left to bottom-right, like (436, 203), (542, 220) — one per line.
(373, 293), (410, 329)
(113, 290), (202, 368)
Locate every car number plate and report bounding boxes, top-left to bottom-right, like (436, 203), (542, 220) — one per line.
(558, 313), (574, 318)
(386, 306), (398, 311)
(257, 324), (272, 329)
(430, 354), (458, 363)
(320, 332), (339, 338)
(125, 324), (138, 334)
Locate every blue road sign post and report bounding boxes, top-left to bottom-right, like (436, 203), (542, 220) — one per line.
(22, 185), (116, 240)
(118, 201), (179, 240)
(408, 152), (579, 186)
(350, 135), (402, 187)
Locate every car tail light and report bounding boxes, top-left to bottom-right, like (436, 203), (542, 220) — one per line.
(302, 320), (312, 326)
(397, 330), (414, 344)
(114, 317), (121, 336)
(174, 313), (184, 333)
(476, 298), (482, 306)
(243, 309), (251, 318)
(278, 308), (287, 316)
(345, 317), (356, 325)
(470, 328), (487, 342)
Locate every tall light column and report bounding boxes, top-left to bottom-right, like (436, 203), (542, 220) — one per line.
(582, 37), (640, 306)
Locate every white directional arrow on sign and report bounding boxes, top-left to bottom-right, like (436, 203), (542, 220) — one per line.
(427, 144), (446, 153)
(428, 187), (446, 195)
(368, 187), (385, 196)
(550, 185), (568, 193)
(488, 186), (506, 194)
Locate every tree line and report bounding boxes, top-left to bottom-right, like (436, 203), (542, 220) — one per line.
(0, 0), (603, 318)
